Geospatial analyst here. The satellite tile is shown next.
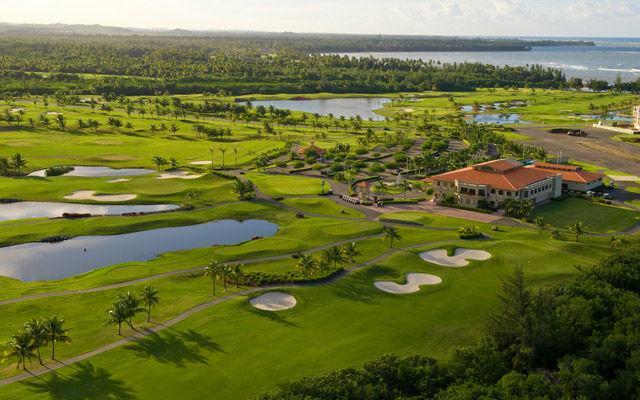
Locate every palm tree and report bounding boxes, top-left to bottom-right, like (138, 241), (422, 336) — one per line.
(382, 225), (402, 248)
(204, 260), (223, 295)
(219, 147), (227, 169)
(55, 114), (66, 130)
(140, 286), (160, 322)
(322, 246), (346, 269)
(233, 146), (239, 169)
(43, 316), (71, 359)
(342, 242), (361, 264)
(10, 153), (27, 174)
(117, 292), (144, 329)
(221, 263), (233, 291)
(231, 264), (244, 288)
(106, 302), (129, 335)
(7, 330), (36, 370)
(297, 254), (317, 278)
(568, 221), (586, 242)
(534, 217), (545, 235)
(24, 319), (48, 365)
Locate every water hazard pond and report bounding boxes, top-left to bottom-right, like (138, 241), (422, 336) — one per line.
(242, 97), (390, 121)
(0, 219), (279, 281)
(0, 202), (179, 222)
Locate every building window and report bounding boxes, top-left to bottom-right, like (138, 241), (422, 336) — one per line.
(499, 190), (504, 195)
(524, 191), (529, 198)
(491, 189), (496, 194)
(507, 191), (511, 196)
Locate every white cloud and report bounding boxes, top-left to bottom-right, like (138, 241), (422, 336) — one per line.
(0, 0), (637, 36)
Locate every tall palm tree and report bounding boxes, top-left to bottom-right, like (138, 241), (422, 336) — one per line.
(24, 319), (48, 365)
(7, 330), (36, 370)
(140, 286), (160, 322)
(219, 147), (227, 169)
(233, 146), (239, 169)
(221, 264), (233, 291)
(342, 242), (361, 264)
(231, 264), (244, 288)
(117, 292), (143, 329)
(569, 221), (586, 242)
(10, 153), (27, 174)
(382, 225), (402, 248)
(322, 246), (346, 269)
(297, 254), (317, 278)
(204, 260), (223, 295)
(106, 302), (129, 335)
(43, 316), (71, 359)
(534, 217), (545, 235)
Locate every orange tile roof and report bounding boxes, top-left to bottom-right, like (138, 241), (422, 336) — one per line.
(530, 163), (604, 184)
(431, 159), (558, 191)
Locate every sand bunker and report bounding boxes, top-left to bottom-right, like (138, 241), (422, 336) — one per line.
(107, 178), (131, 183)
(156, 171), (204, 180)
(420, 248), (492, 267)
(608, 175), (640, 182)
(250, 292), (297, 311)
(190, 161), (212, 165)
(64, 190), (137, 202)
(375, 273), (442, 294)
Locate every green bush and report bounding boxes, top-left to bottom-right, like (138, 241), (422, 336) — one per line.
(45, 166), (74, 177)
(458, 225), (483, 239)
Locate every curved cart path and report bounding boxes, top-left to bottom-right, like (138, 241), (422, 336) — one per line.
(0, 233), (384, 306)
(0, 238), (454, 387)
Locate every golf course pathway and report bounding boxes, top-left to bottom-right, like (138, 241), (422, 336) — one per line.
(0, 237), (451, 387)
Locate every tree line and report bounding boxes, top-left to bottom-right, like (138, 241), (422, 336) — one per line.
(0, 35), (571, 95)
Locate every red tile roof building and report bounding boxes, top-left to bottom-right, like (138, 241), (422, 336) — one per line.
(530, 162), (604, 192)
(430, 159), (563, 208)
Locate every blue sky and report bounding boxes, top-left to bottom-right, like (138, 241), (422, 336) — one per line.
(0, 0), (638, 37)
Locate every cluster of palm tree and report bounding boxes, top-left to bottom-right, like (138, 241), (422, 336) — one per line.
(203, 261), (245, 295)
(106, 287), (160, 335)
(0, 152), (27, 176)
(297, 242), (362, 278)
(232, 179), (257, 200)
(4, 316), (71, 370)
(151, 155), (178, 169)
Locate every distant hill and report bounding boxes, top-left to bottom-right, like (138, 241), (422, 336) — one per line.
(0, 22), (596, 50)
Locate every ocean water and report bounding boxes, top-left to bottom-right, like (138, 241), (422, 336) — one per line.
(340, 38), (640, 82)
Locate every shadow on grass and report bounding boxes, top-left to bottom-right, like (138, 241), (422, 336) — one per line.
(329, 265), (397, 304)
(21, 362), (135, 400)
(125, 328), (225, 367)
(246, 307), (301, 328)
(164, 134), (196, 141)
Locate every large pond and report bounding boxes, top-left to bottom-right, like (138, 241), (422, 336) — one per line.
(0, 202), (180, 222)
(29, 166), (155, 178)
(243, 98), (391, 121)
(465, 114), (531, 125)
(0, 219), (278, 281)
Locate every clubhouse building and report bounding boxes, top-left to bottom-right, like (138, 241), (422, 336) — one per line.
(430, 159), (604, 209)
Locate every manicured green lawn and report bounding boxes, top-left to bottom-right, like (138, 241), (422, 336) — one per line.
(281, 197), (364, 218)
(0, 227), (612, 399)
(531, 198), (640, 233)
(0, 173), (235, 206)
(246, 172), (328, 196)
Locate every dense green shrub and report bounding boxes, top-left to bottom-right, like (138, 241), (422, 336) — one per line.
(458, 225), (483, 239)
